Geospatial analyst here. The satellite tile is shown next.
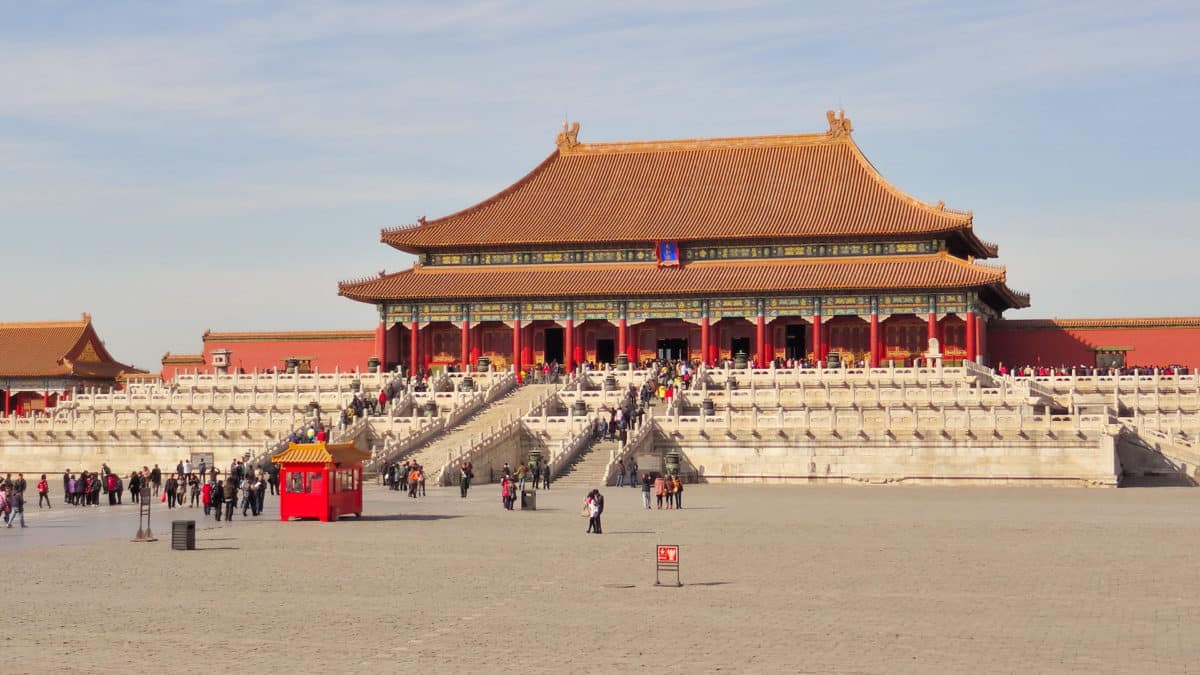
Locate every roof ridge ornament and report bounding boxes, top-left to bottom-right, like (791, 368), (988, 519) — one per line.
(556, 121), (581, 151)
(826, 109), (852, 138)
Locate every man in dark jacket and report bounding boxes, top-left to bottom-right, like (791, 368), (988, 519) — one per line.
(164, 475), (178, 508)
(222, 476), (238, 521)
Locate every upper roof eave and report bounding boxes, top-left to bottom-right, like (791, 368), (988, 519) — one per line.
(379, 113), (980, 254)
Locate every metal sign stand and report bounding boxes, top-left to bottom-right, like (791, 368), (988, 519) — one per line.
(132, 487), (157, 542)
(655, 544), (681, 587)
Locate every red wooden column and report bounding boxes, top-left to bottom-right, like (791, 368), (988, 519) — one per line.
(3, 388), (10, 417)
(755, 313), (766, 368)
(618, 318), (627, 361)
(700, 316), (711, 367)
(564, 319), (574, 373)
(512, 317), (522, 375)
(374, 319), (387, 370)
(976, 314), (987, 365)
(812, 313), (823, 364)
(964, 311), (977, 363)
(869, 312), (880, 367)
(409, 321), (420, 377)
(927, 312), (938, 344)
(461, 320), (470, 368)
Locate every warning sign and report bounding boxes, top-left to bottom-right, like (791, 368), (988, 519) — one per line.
(655, 544), (681, 587)
(657, 545), (679, 563)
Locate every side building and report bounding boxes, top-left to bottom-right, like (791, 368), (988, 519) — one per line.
(339, 111), (1029, 375)
(0, 314), (144, 415)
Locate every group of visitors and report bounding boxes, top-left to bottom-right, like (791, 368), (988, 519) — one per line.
(201, 460), (268, 521)
(644, 473), (684, 509)
(999, 363), (1191, 377)
(497, 460), (550, 510)
(382, 460), (426, 498)
(0, 474), (31, 528)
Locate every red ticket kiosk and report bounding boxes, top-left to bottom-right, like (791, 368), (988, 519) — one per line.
(272, 442), (371, 522)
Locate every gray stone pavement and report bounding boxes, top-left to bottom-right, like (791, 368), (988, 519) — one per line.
(5, 482), (1200, 673)
(0, 489), (281, 550)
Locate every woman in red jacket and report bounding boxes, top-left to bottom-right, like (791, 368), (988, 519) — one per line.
(37, 474), (50, 509)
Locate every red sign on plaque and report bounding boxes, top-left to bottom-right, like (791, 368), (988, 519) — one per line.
(657, 545), (679, 563)
(655, 544), (681, 586)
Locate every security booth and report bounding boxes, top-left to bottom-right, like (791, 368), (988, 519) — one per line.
(271, 442), (371, 522)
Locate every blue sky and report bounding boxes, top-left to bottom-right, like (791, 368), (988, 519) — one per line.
(2, 1), (1197, 371)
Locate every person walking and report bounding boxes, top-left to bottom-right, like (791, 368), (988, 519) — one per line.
(629, 460), (638, 488)
(653, 474), (665, 509)
(501, 476), (513, 510)
(4, 485), (25, 528)
(62, 469), (70, 504)
(201, 479), (213, 516)
(585, 489), (604, 534)
(211, 479), (223, 521)
(164, 474), (178, 509)
(150, 465), (162, 497)
(616, 460), (626, 487)
(189, 474), (201, 508)
(105, 472), (118, 506)
(222, 475), (237, 521)
(459, 462), (472, 498)
(253, 472), (266, 516)
(541, 462), (551, 490)
(240, 474), (252, 516)
(673, 475), (683, 509)
(641, 473), (652, 509)
(37, 474), (50, 509)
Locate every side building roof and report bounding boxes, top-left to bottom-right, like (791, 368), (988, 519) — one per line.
(381, 111), (997, 258)
(0, 313), (144, 379)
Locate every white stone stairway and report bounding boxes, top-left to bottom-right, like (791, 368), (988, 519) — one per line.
(553, 437), (620, 488)
(392, 384), (555, 475)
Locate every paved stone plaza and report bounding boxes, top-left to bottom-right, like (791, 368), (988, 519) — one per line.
(4, 483), (1200, 673)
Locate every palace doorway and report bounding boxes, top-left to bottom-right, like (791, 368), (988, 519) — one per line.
(596, 338), (615, 364)
(544, 327), (564, 364)
(657, 338), (688, 361)
(784, 324), (806, 360)
(730, 337), (751, 360)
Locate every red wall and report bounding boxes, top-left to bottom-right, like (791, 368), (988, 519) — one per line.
(162, 332), (376, 379)
(989, 321), (1200, 370)
(203, 337), (373, 374)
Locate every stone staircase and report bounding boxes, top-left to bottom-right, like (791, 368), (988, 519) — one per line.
(392, 384), (556, 478)
(553, 437), (620, 488)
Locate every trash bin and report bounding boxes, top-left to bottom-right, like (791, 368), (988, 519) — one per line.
(521, 489), (537, 510)
(171, 520), (195, 551)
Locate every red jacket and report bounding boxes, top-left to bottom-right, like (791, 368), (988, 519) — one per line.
(37, 479), (48, 494)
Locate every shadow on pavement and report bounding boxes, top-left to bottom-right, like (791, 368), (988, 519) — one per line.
(354, 514), (462, 522)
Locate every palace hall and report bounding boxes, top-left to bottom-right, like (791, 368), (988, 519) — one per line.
(338, 111), (1029, 376)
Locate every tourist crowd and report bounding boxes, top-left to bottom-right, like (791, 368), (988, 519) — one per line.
(999, 363), (1191, 377)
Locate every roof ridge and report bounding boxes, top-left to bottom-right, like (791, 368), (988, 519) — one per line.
(843, 136), (973, 225)
(381, 150), (561, 242)
(560, 130), (840, 157)
(0, 318), (89, 329)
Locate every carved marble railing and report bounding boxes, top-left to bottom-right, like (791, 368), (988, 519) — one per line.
(654, 405), (1117, 439)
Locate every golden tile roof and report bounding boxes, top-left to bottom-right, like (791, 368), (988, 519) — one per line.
(271, 442), (372, 466)
(339, 252), (1029, 308)
(0, 314), (143, 378)
(380, 112), (995, 257)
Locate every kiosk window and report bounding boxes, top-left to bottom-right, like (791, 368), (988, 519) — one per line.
(286, 472), (304, 494)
